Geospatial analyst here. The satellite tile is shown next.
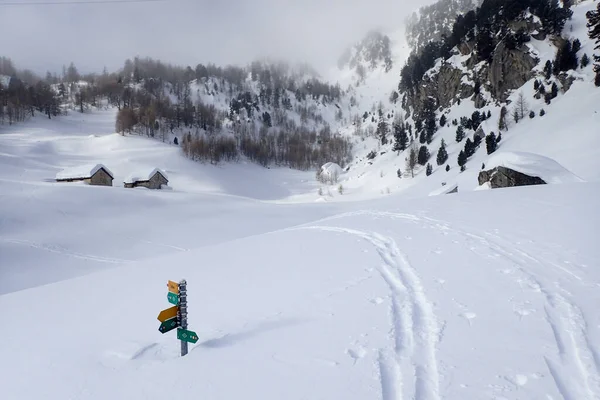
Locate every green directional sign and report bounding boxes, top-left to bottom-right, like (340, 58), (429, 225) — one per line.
(167, 292), (179, 305)
(158, 317), (179, 334)
(177, 328), (199, 344)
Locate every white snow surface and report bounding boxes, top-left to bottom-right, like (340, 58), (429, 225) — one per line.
(1, 3), (600, 399)
(56, 163), (114, 180)
(1, 103), (600, 400)
(429, 182), (458, 196)
(483, 151), (585, 184)
(124, 167), (168, 184)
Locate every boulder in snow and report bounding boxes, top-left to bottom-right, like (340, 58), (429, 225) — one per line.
(479, 166), (546, 189)
(478, 152), (583, 189)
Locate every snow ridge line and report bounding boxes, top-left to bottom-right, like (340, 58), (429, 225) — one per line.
(289, 225), (440, 400)
(0, 238), (133, 264)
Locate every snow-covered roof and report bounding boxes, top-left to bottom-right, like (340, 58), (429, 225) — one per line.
(320, 162), (343, 177)
(123, 168), (168, 184)
(56, 164), (113, 180)
(484, 152), (584, 185)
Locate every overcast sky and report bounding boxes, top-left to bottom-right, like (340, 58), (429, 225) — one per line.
(0, 0), (433, 76)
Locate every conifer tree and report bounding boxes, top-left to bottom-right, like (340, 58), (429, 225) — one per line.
(456, 125), (465, 142)
(393, 121), (409, 154)
(486, 132), (497, 155)
(544, 60), (553, 80)
(436, 139), (448, 166)
(581, 53), (590, 68)
(440, 114), (447, 127)
(551, 82), (559, 98)
(586, 2), (600, 85)
(422, 98), (437, 144)
(418, 145), (430, 166)
(426, 163), (433, 176)
(458, 150), (467, 168)
(465, 138), (475, 158)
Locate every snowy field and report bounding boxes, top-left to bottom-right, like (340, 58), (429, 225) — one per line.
(1, 109), (600, 400)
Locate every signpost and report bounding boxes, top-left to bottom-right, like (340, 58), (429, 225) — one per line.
(177, 328), (199, 344)
(178, 280), (189, 356)
(157, 279), (197, 357)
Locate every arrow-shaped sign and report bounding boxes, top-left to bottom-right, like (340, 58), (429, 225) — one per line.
(157, 305), (178, 322)
(167, 292), (179, 305)
(167, 280), (179, 294)
(177, 328), (199, 344)
(159, 317), (179, 334)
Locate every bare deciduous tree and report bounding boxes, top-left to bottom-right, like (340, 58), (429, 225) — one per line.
(405, 142), (419, 178)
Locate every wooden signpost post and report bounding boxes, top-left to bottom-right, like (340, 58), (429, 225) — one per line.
(158, 279), (198, 356)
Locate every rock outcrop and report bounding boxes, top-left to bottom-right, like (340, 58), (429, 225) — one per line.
(478, 166), (546, 189)
(487, 41), (537, 101)
(409, 63), (474, 115)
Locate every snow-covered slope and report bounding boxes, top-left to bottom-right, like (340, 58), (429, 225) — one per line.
(0, 110), (344, 294)
(1, 169), (599, 399)
(1, 2), (600, 398)
(314, 0), (600, 202)
(1, 78), (600, 400)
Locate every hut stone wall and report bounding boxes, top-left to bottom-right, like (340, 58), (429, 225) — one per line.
(87, 169), (113, 186)
(147, 172), (168, 189)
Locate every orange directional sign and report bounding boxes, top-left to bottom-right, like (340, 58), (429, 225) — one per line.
(167, 280), (179, 294)
(157, 305), (178, 322)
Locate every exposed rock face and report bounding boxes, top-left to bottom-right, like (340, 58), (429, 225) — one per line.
(488, 41), (538, 101)
(458, 41), (475, 56)
(409, 64), (473, 114)
(558, 73), (576, 93)
(478, 166), (546, 189)
(472, 92), (487, 109)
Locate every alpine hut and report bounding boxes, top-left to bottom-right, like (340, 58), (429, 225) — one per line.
(55, 164), (114, 186)
(124, 168), (169, 189)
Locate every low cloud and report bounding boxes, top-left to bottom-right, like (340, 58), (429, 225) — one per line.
(0, 0), (432, 75)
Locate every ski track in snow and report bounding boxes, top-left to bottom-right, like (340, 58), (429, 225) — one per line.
(289, 209), (600, 399)
(0, 238), (132, 264)
(417, 218), (600, 400)
(324, 210), (599, 399)
(290, 224), (441, 400)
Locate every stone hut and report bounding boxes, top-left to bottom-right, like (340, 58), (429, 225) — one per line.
(55, 164), (114, 186)
(124, 168), (169, 189)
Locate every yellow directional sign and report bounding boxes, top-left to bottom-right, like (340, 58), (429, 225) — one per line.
(167, 280), (179, 294)
(157, 305), (178, 322)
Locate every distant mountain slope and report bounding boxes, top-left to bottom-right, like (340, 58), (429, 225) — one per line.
(312, 0), (600, 202)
